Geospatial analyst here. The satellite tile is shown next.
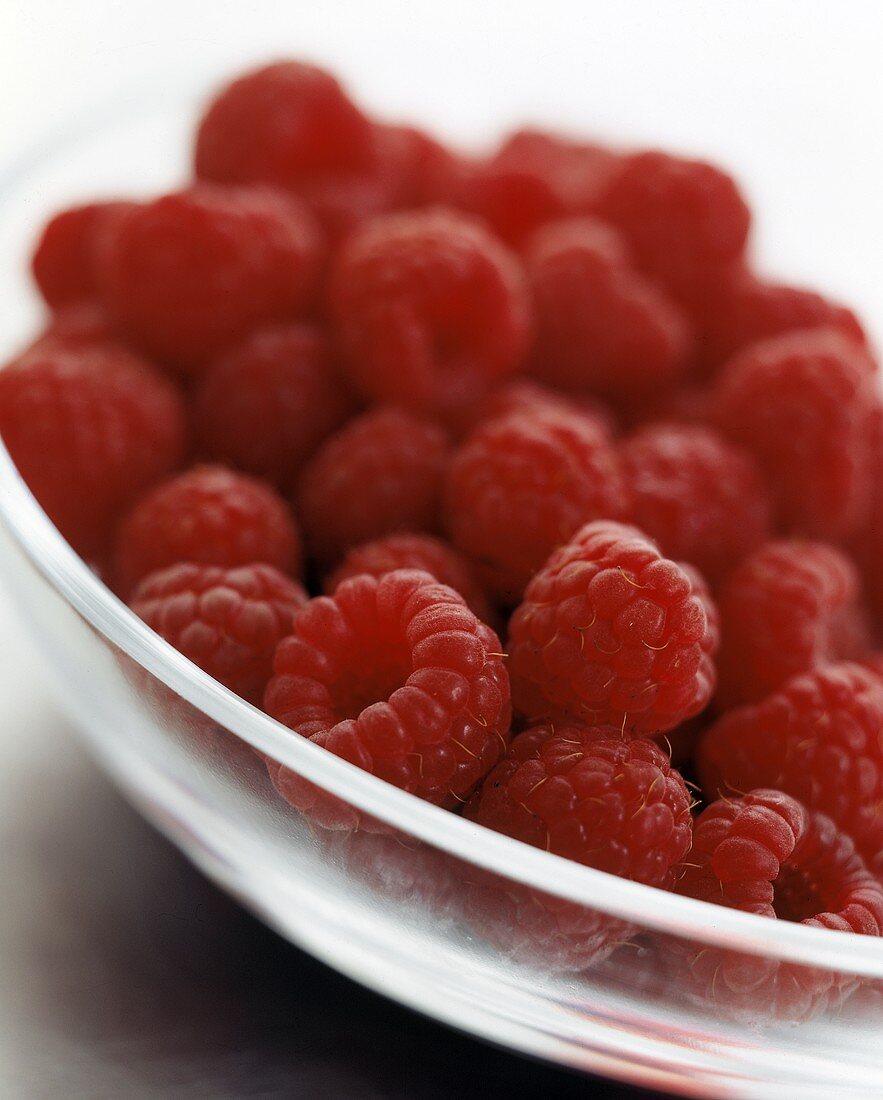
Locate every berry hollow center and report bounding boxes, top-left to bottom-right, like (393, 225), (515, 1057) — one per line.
(773, 863), (826, 923)
(331, 641), (413, 719)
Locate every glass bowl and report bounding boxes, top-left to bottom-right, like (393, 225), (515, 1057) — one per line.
(2, 84), (883, 1100)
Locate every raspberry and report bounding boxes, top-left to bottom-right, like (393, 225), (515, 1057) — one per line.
(463, 725), (692, 970)
(99, 185), (321, 372)
(290, 122), (460, 243)
(263, 569), (511, 808)
(859, 652), (883, 682)
(193, 324), (357, 488)
(113, 465), (302, 597)
(31, 200), (134, 309)
(131, 562), (306, 705)
(449, 378), (616, 441)
(0, 343), (187, 560)
(326, 533), (494, 625)
(596, 151), (751, 303)
(194, 61), (375, 189)
(509, 520), (720, 735)
(370, 123), (464, 210)
(620, 422), (772, 583)
(28, 302), (117, 352)
(453, 159), (568, 249)
(312, 827), (461, 916)
(715, 540), (870, 708)
(675, 789), (883, 1020)
(851, 405), (883, 624)
(714, 328), (877, 540)
(443, 407), (628, 603)
(697, 268), (867, 374)
(469, 724), (692, 880)
(329, 208), (532, 416)
(698, 662), (883, 876)
(525, 217), (691, 403)
(297, 406), (449, 566)
(488, 129), (623, 217)
(620, 383), (712, 431)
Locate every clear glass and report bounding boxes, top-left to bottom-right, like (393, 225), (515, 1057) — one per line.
(2, 86), (883, 1100)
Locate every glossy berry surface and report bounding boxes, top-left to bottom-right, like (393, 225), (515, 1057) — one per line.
(194, 60), (375, 189)
(676, 788), (883, 1020)
(297, 406), (450, 566)
(326, 532), (493, 624)
(264, 569), (511, 807)
(621, 422), (771, 583)
(99, 185), (321, 371)
(714, 328), (878, 540)
(444, 407), (627, 603)
(526, 217), (691, 403)
(468, 724), (693, 884)
(509, 520), (719, 735)
(715, 540), (870, 708)
(131, 561), (307, 705)
(330, 208), (531, 416)
(113, 464), (302, 596)
(194, 324), (356, 488)
(31, 200), (134, 309)
(699, 662), (883, 877)
(0, 343), (187, 560)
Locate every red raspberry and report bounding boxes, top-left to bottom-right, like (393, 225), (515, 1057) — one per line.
(31, 200), (135, 309)
(297, 406), (449, 566)
(99, 185), (321, 372)
(851, 405), (883, 625)
(264, 569), (511, 809)
(488, 129), (623, 217)
(469, 724), (692, 880)
(193, 324), (357, 488)
(715, 540), (870, 708)
(449, 378), (616, 441)
(859, 652), (883, 682)
(509, 520), (720, 735)
(194, 61), (375, 189)
(698, 662), (883, 877)
(443, 407), (628, 604)
(620, 383), (712, 431)
(526, 217), (691, 403)
(0, 344), (186, 560)
(675, 789), (883, 1020)
(329, 208), (532, 416)
(463, 724), (692, 970)
(620, 422), (772, 583)
(131, 562), (306, 705)
(453, 159), (567, 249)
(596, 151), (751, 303)
(314, 827), (462, 916)
(265, 124), (460, 246)
(714, 328), (878, 540)
(369, 123), (464, 210)
(326, 533), (493, 625)
(697, 268), (867, 374)
(113, 465), (302, 597)
(27, 302), (117, 353)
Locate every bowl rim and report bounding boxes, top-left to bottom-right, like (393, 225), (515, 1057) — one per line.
(2, 100), (883, 980)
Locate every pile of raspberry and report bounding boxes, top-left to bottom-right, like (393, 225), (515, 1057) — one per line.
(6, 59), (883, 1010)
